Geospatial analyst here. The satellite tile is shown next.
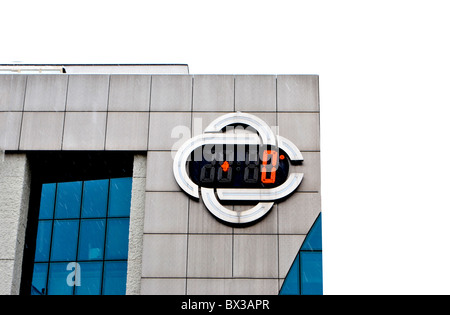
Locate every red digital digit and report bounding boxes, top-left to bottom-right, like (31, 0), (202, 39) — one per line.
(261, 150), (278, 184)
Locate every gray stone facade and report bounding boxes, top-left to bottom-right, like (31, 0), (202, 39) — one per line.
(0, 154), (31, 295)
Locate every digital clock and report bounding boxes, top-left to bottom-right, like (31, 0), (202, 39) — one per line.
(173, 112), (304, 224)
(188, 145), (290, 189)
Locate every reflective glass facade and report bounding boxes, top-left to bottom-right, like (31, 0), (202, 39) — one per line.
(30, 178), (132, 295)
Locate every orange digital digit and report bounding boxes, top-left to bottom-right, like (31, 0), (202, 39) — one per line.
(221, 161), (230, 172)
(261, 150), (278, 184)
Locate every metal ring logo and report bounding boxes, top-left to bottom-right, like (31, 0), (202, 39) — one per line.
(173, 112), (303, 224)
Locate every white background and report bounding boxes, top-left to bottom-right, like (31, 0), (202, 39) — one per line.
(2, 0), (450, 294)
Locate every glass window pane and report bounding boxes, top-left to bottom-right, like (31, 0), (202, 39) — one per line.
(81, 179), (109, 218)
(31, 263), (48, 295)
(47, 262), (74, 295)
(39, 183), (56, 219)
(32, 177), (133, 295)
(77, 219), (106, 261)
(55, 181), (82, 219)
(108, 178), (132, 217)
(74, 262), (103, 295)
(102, 261), (127, 295)
(105, 218), (130, 260)
(34, 220), (52, 262)
(300, 252), (323, 295)
(50, 220), (79, 262)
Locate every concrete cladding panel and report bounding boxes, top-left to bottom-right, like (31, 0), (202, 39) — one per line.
(192, 75), (234, 112)
(105, 112), (149, 150)
(24, 75), (68, 111)
(0, 112), (22, 150)
(0, 75), (26, 111)
(277, 75), (319, 112)
(63, 112), (107, 150)
(66, 75), (110, 111)
(150, 75), (192, 111)
(20, 112), (65, 150)
(235, 75), (277, 112)
(108, 75), (151, 111)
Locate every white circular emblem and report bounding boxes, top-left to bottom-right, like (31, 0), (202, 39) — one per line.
(173, 112), (303, 224)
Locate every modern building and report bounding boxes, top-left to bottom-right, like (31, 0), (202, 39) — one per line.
(0, 64), (322, 295)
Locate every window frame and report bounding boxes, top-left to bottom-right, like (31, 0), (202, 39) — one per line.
(20, 151), (135, 295)
(31, 178), (132, 295)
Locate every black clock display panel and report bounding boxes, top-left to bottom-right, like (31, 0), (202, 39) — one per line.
(188, 144), (290, 189)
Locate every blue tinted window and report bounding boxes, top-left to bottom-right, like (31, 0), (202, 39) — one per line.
(55, 181), (82, 219)
(105, 218), (130, 260)
(75, 262), (103, 295)
(31, 263), (48, 295)
(50, 220), (79, 262)
(39, 183), (56, 219)
(34, 221), (52, 262)
(102, 261), (128, 295)
(78, 219), (106, 261)
(31, 178), (132, 295)
(108, 178), (132, 217)
(47, 263), (74, 295)
(81, 180), (109, 218)
(300, 252), (323, 295)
